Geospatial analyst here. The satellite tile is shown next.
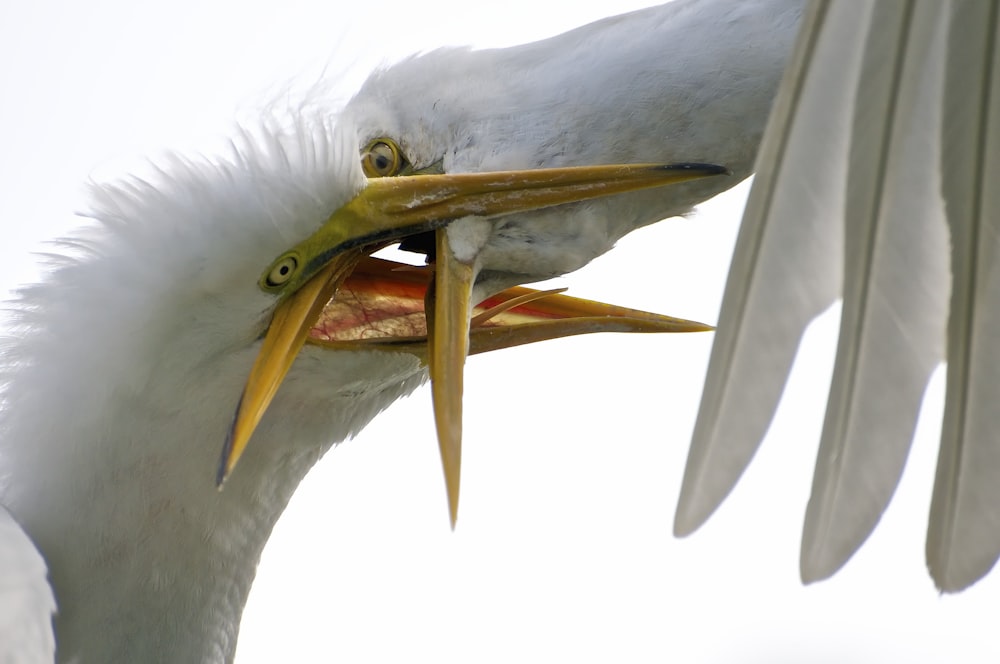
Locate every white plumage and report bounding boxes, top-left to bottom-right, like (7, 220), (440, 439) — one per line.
(680, 0), (1000, 594)
(0, 507), (55, 664)
(4, 110), (439, 662)
(342, 0), (796, 300)
(2, 2), (999, 663)
(0, 1), (781, 660)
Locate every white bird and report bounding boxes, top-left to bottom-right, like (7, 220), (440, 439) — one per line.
(0, 1), (787, 661)
(9, 0), (1000, 654)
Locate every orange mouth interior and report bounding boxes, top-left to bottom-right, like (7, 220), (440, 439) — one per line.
(310, 255), (569, 345)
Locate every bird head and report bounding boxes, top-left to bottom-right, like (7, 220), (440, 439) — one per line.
(215, 114), (726, 525)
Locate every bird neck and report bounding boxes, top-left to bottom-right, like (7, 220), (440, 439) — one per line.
(2, 340), (315, 663)
(0, 270), (424, 663)
(0, 236), (324, 661)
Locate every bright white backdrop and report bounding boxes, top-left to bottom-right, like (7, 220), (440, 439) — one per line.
(0, 1), (997, 662)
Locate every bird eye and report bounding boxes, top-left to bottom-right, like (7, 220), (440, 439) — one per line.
(361, 138), (407, 177)
(263, 254), (298, 289)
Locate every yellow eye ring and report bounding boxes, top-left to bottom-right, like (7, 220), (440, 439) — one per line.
(361, 138), (406, 177)
(262, 254), (299, 289)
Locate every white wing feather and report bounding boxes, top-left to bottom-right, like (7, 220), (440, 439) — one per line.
(801, 0), (949, 583)
(0, 506), (55, 663)
(929, 0), (1000, 592)
(675, 0), (868, 534)
(681, 0), (1000, 592)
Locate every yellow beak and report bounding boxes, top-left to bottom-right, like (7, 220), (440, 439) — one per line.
(219, 162), (727, 524)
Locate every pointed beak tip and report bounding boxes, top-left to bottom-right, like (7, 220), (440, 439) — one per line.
(671, 162), (731, 177)
(215, 451), (231, 489)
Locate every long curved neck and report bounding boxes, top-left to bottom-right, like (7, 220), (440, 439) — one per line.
(2, 306), (425, 662)
(3, 338), (312, 662)
(0, 266), (425, 663)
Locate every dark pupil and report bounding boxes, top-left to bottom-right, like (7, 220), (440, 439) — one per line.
(279, 264), (290, 276)
(375, 154), (390, 170)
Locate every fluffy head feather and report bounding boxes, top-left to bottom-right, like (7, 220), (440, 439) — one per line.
(0, 103), (424, 663)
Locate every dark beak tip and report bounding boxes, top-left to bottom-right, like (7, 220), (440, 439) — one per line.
(668, 162), (731, 176)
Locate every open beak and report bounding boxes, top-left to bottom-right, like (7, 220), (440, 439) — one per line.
(219, 162), (727, 524)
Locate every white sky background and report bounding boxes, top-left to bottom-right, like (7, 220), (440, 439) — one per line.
(1, 1), (997, 662)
